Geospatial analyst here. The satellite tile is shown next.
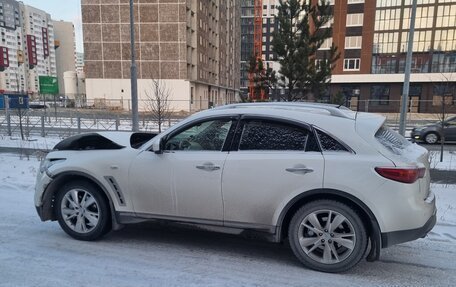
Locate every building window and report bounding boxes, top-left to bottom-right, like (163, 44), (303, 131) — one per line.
(373, 32), (399, 54)
(371, 85), (390, 105)
(345, 36), (362, 49)
(432, 84), (455, 106)
(377, 0), (402, 8)
(346, 13), (363, 27)
(436, 4), (456, 28)
(319, 38), (332, 50)
(348, 0), (364, 3)
(343, 58), (360, 71)
(431, 52), (456, 73)
(433, 29), (456, 52)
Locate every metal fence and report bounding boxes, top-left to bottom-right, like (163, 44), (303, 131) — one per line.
(0, 99), (455, 140)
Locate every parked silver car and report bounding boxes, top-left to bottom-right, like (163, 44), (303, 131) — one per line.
(411, 116), (456, 144)
(35, 103), (436, 273)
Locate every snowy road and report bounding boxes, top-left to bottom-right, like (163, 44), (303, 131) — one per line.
(1, 153), (456, 287)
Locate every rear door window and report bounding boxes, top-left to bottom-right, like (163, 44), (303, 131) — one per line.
(315, 129), (350, 152)
(238, 120), (314, 151)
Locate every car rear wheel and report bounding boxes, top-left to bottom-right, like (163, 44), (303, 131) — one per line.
(55, 180), (111, 241)
(424, 132), (439, 144)
(288, 200), (367, 273)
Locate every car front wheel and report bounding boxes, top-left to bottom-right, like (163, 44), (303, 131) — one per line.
(288, 200), (367, 273)
(55, 180), (111, 241)
(424, 132), (439, 144)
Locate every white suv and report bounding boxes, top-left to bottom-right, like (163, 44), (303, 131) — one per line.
(35, 103), (436, 273)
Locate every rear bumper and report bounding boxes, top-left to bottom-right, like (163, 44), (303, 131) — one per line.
(381, 209), (436, 248)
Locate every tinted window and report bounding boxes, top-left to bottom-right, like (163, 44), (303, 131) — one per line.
(375, 124), (410, 155)
(165, 119), (233, 151)
(316, 130), (349, 152)
(239, 120), (309, 151)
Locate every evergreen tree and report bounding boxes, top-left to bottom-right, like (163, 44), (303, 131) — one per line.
(272, 0), (339, 101)
(248, 56), (278, 101)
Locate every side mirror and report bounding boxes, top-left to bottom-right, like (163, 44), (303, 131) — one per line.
(152, 139), (163, 154)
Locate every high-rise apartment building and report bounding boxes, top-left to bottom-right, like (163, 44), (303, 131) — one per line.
(0, 0), (23, 93)
(0, 0), (57, 95)
(53, 20), (76, 95)
(20, 4), (57, 94)
(327, 0), (456, 113)
(241, 0), (456, 113)
(240, 0), (278, 96)
(81, 0), (240, 112)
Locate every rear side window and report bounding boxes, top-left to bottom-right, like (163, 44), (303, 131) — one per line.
(375, 125), (411, 155)
(316, 129), (349, 152)
(239, 120), (310, 151)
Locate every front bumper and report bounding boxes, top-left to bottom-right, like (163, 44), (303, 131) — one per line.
(34, 171), (54, 221)
(381, 208), (436, 248)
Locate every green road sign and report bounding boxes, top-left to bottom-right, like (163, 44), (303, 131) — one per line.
(39, 76), (59, 94)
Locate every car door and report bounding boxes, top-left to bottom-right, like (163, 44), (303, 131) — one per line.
(443, 117), (456, 141)
(222, 117), (324, 229)
(130, 117), (236, 222)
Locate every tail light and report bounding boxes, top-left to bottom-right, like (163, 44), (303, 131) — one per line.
(375, 167), (426, 184)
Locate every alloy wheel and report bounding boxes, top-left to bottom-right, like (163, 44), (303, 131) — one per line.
(425, 133), (438, 144)
(60, 189), (100, 234)
(297, 209), (356, 264)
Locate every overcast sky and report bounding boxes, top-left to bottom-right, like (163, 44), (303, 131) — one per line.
(20, 0), (83, 53)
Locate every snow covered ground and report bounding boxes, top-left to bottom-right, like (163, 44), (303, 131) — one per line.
(0, 153), (455, 286)
(429, 150), (456, 171)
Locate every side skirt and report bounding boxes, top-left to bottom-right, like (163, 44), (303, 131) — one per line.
(117, 212), (280, 243)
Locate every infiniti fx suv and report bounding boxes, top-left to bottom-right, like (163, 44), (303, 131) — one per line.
(35, 103), (436, 273)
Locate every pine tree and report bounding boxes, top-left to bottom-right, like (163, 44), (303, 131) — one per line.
(248, 56), (278, 101)
(272, 0), (339, 101)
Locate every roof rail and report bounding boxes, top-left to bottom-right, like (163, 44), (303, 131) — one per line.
(215, 102), (355, 119)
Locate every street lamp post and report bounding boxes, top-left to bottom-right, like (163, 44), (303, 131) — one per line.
(130, 0), (139, 132)
(398, 0), (418, 136)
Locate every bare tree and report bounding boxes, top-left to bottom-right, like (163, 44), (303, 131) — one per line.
(431, 73), (455, 162)
(144, 79), (172, 133)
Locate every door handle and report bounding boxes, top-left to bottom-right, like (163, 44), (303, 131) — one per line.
(196, 163), (221, 171)
(286, 167), (314, 174)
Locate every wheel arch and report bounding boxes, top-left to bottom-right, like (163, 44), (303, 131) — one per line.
(41, 171), (123, 230)
(275, 188), (382, 260)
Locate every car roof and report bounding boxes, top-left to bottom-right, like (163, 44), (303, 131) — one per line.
(211, 102), (357, 120)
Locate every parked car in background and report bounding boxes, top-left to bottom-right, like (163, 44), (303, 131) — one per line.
(34, 103), (436, 273)
(411, 116), (456, 144)
(29, 101), (50, 109)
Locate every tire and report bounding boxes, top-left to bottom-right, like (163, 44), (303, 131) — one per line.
(288, 200), (367, 273)
(55, 180), (111, 241)
(424, 132), (439, 144)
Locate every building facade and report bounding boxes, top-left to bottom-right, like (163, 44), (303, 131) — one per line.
(75, 52), (84, 75)
(241, 0), (455, 113)
(81, 0), (240, 112)
(53, 20), (76, 96)
(327, 0), (456, 113)
(0, 0), (57, 96)
(240, 0), (279, 97)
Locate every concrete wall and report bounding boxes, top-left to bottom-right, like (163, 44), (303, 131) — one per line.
(85, 79), (191, 112)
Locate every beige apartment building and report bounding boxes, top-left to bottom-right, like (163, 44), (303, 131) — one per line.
(53, 20), (76, 96)
(81, 0), (240, 112)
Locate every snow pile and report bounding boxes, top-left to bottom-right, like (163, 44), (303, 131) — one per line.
(0, 135), (61, 151)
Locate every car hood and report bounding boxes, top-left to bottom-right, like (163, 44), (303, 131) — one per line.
(53, 132), (157, 151)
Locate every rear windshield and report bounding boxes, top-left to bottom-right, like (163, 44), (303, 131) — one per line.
(375, 125), (411, 155)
